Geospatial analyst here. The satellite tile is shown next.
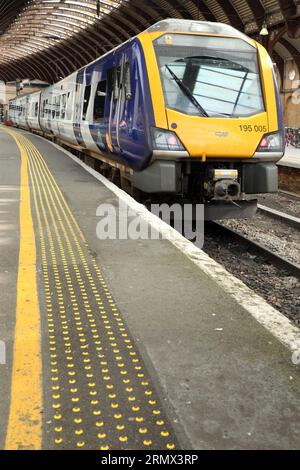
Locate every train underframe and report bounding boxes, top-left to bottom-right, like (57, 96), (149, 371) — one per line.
(128, 158), (278, 220)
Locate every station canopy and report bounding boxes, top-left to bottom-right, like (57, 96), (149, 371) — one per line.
(0, 0), (299, 83)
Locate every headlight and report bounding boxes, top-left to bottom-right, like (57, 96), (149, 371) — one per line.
(256, 131), (284, 152)
(151, 127), (185, 151)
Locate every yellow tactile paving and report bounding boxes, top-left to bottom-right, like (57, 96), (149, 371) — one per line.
(4, 129), (178, 450)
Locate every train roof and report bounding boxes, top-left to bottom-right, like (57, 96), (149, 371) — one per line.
(12, 18), (255, 94)
(147, 19), (250, 41)
(9, 90), (41, 102)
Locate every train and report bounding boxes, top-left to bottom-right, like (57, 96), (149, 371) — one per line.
(8, 19), (285, 219)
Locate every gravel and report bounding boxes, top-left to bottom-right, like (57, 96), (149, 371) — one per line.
(203, 225), (300, 325)
(221, 213), (300, 266)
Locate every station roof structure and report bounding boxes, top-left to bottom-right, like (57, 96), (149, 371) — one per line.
(0, 0), (299, 83)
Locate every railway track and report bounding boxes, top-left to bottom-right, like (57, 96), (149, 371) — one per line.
(257, 204), (300, 230)
(207, 221), (300, 280)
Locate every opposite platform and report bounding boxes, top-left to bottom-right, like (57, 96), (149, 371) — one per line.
(0, 126), (300, 450)
(278, 146), (300, 169)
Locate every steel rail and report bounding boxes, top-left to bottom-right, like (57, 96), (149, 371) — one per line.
(208, 221), (300, 279)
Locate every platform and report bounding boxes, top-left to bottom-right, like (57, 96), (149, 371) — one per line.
(278, 146), (300, 169)
(0, 126), (300, 450)
(277, 147), (300, 194)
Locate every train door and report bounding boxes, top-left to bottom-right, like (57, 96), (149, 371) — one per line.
(73, 69), (85, 146)
(51, 90), (60, 135)
(108, 53), (127, 153)
(108, 46), (152, 168)
(80, 68), (99, 152)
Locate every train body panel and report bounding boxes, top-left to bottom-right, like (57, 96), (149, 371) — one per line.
(10, 94), (30, 129)
(8, 19), (285, 219)
(27, 91), (41, 132)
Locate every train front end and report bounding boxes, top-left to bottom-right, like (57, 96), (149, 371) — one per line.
(137, 20), (284, 219)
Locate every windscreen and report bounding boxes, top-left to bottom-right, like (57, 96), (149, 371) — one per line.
(153, 34), (265, 118)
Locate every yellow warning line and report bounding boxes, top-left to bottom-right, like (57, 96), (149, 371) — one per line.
(3, 130), (42, 450)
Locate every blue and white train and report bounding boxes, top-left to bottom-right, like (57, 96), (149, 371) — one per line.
(8, 19), (285, 219)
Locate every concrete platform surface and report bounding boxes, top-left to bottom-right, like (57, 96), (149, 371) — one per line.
(278, 146), (300, 169)
(0, 126), (300, 450)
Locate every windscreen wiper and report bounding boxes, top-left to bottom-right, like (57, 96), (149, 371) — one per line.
(166, 65), (209, 118)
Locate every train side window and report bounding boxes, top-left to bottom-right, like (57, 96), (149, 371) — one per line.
(66, 92), (73, 120)
(35, 102), (39, 117)
(56, 96), (61, 118)
(124, 62), (132, 100)
(93, 80), (107, 121)
(42, 99), (48, 118)
(107, 69), (114, 98)
(61, 94), (67, 119)
(115, 67), (121, 100)
(109, 67), (121, 100)
(82, 85), (91, 120)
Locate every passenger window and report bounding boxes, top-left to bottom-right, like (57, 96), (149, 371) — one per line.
(124, 62), (132, 100)
(61, 94), (66, 119)
(82, 85), (91, 120)
(107, 66), (122, 101)
(56, 96), (61, 118)
(66, 92), (73, 120)
(107, 69), (114, 98)
(93, 80), (107, 121)
(35, 102), (38, 117)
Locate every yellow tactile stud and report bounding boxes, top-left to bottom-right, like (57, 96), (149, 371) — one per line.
(77, 441), (85, 448)
(166, 443), (176, 450)
(156, 420), (165, 426)
(143, 440), (153, 446)
(139, 428), (148, 434)
(116, 425), (125, 431)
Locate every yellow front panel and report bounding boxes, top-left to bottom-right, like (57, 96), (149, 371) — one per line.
(166, 109), (269, 158)
(139, 30), (278, 159)
(138, 32), (167, 129)
(256, 43), (278, 132)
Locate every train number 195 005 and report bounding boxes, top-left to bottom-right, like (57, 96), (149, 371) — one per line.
(239, 125), (267, 133)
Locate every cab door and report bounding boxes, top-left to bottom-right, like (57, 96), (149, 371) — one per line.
(108, 47), (152, 169)
(108, 54), (125, 153)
